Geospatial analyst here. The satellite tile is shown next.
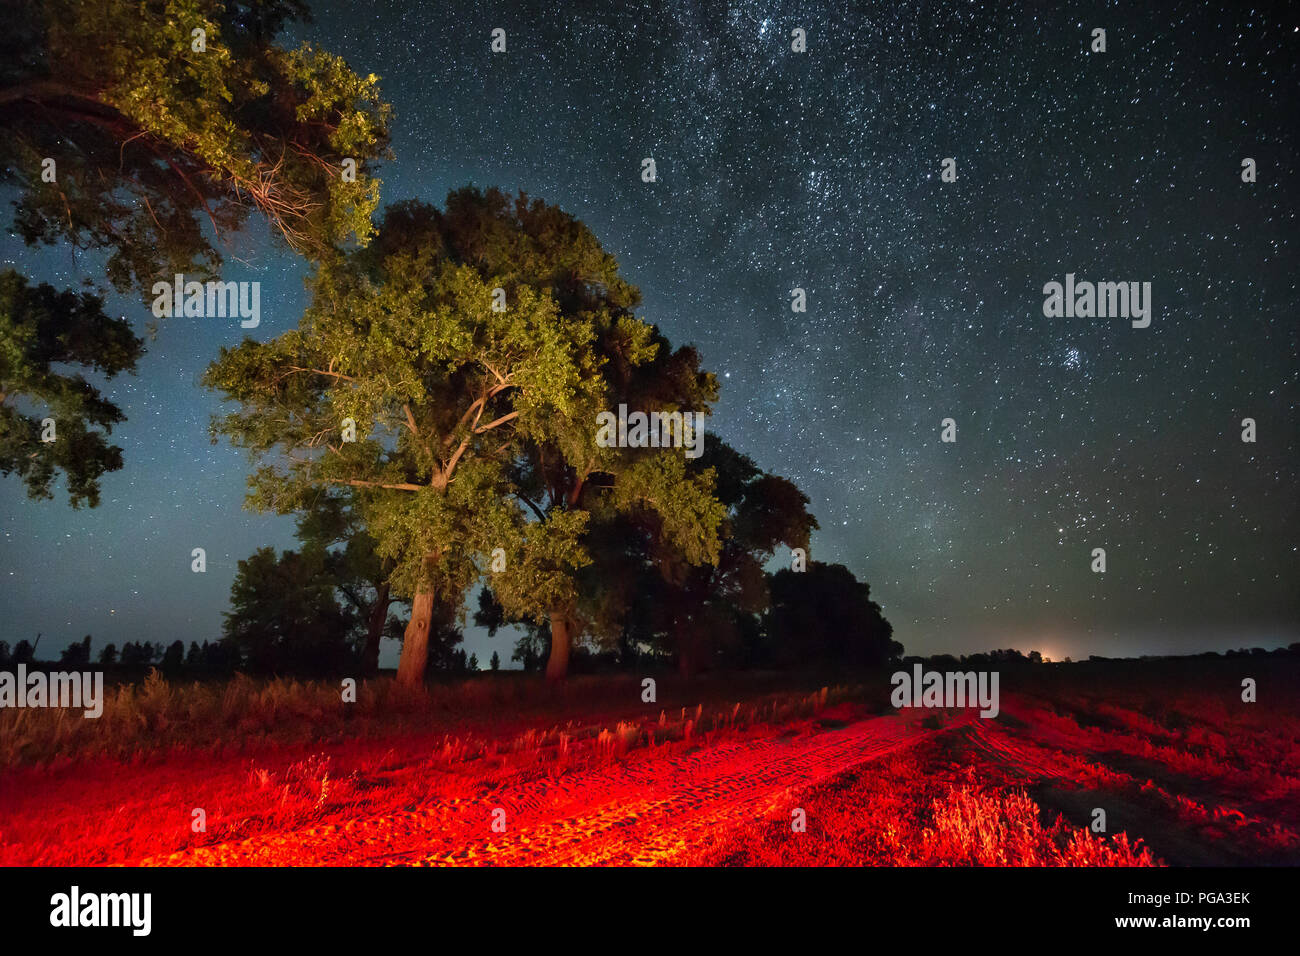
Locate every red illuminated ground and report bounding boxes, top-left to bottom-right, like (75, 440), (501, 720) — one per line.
(2, 669), (1297, 866)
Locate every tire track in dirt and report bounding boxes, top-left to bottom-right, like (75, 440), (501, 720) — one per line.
(437, 713), (955, 867)
(142, 712), (970, 866)
(967, 718), (1077, 783)
(966, 713), (1300, 864)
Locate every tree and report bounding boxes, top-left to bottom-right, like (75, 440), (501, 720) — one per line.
(0, 2), (389, 500)
(205, 189), (724, 686)
(488, 319), (725, 681)
(513, 633), (545, 671)
(117, 640), (164, 670)
(399, 596), (464, 674)
(58, 634), (93, 666)
(201, 640), (238, 675)
(423, 187), (725, 680)
(160, 639), (185, 675)
(222, 545), (359, 675)
(489, 650), (500, 671)
(524, 441), (818, 677)
(0, 0), (391, 296)
(98, 643), (117, 666)
(0, 271), (144, 506)
(638, 441), (817, 675)
(293, 490), (399, 674)
(765, 561), (899, 667)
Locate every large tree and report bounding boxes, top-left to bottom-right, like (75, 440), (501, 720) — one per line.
(421, 188), (725, 680)
(487, 322), (725, 681)
(206, 189), (726, 685)
(0, 270), (143, 506)
(0, 0), (391, 295)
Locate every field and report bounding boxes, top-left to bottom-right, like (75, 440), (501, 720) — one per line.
(1, 659), (1297, 866)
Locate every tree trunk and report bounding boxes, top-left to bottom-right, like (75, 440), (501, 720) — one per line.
(396, 586), (434, 688)
(617, 618), (633, 668)
(361, 582), (389, 674)
(677, 643), (695, 679)
(545, 609), (572, 682)
(676, 622), (696, 679)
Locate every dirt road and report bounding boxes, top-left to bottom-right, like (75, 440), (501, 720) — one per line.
(140, 711), (965, 866)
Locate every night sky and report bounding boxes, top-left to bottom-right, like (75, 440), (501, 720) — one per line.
(2, 1), (1297, 665)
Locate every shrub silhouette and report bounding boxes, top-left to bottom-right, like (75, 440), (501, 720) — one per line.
(765, 561), (900, 667)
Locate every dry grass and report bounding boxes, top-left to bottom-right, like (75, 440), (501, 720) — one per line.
(692, 735), (1159, 866)
(5, 659), (1296, 866)
(922, 786), (1155, 866)
(0, 668), (864, 768)
(0, 678), (861, 865)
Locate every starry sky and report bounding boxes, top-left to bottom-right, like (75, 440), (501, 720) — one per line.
(2, 0), (1297, 665)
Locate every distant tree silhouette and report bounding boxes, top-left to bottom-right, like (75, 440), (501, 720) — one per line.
(201, 640), (238, 676)
(293, 492), (400, 675)
(765, 562), (900, 667)
(222, 546), (359, 676)
(160, 640), (185, 676)
(513, 629), (548, 672)
(58, 635), (92, 666)
(118, 641), (148, 669)
(962, 648), (1031, 667)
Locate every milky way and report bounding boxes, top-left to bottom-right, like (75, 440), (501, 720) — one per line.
(2, 1), (1296, 661)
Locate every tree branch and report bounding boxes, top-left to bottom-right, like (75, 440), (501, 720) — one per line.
(321, 478), (422, 492)
(475, 410), (519, 433)
(514, 493), (547, 522)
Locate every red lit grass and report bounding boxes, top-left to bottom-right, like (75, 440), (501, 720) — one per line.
(0, 679), (862, 865)
(2, 659), (1298, 866)
(691, 736), (1157, 866)
(0, 670), (854, 768)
